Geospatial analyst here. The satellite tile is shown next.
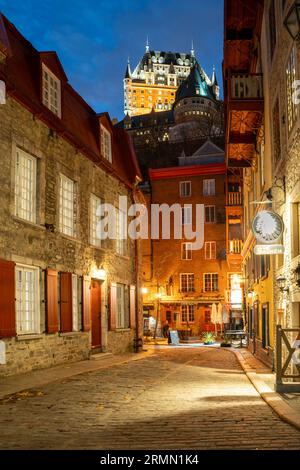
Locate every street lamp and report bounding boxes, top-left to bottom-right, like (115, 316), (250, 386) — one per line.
(276, 276), (289, 293)
(284, 2), (300, 41)
(294, 263), (300, 287)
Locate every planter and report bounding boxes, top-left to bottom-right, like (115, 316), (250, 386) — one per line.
(221, 343), (232, 348)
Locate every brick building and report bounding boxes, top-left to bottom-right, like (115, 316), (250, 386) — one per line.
(0, 14), (142, 377)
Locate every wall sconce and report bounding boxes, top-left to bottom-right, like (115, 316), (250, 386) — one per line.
(284, 2), (300, 41)
(247, 291), (253, 299)
(92, 266), (106, 280)
(141, 287), (148, 295)
(294, 263), (300, 287)
(276, 276), (289, 293)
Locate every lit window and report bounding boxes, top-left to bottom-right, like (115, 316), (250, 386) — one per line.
(205, 241), (217, 260)
(100, 125), (112, 163)
(182, 243), (192, 260)
(116, 208), (127, 256)
(286, 46), (298, 133)
(72, 274), (80, 332)
(204, 273), (219, 292)
(16, 265), (40, 335)
(180, 181), (192, 197)
(90, 194), (103, 248)
(181, 304), (195, 323)
(182, 206), (192, 225)
(15, 148), (37, 223)
(59, 174), (75, 237)
(42, 64), (61, 117)
(180, 274), (195, 293)
(116, 283), (130, 329)
(205, 206), (216, 223)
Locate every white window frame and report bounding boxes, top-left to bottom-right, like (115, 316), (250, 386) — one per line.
(181, 304), (195, 323)
(180, 273), (195, 293)
(42, 64), (61, 118)
(181, 242), (192, 260)
(116, 283), (129, 329)
(16, 265), (40, 335)
(15, 148), (37, 223)
(90, 194), (102, 248)
(182, 206), (192, 225)
(205, 241), (217, 260)
(286, 45), (298, 135)
(205, 205), (216, 224)
(59, 174), (75, 237)
(180, 181), (192, 197)
(203, 179), (216, 196)
(116, 208), (127, 256)
(204, 273), (219, 292)
(100, 125), (112, 163)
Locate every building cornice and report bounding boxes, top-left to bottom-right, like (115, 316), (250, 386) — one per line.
(149, 163), (226, 180)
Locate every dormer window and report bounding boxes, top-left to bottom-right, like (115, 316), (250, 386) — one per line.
(42, 64), (61, 117)
(100, 125), (112, 163)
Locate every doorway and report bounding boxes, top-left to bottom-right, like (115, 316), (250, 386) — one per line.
(91, 279), (102, 348)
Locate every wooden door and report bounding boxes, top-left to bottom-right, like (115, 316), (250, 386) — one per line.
(91, 279), (101, 348)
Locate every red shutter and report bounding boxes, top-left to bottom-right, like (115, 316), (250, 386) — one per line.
(46, 269), (59, 333)
(130, 285), (136, 328)
(0, 259), (16, 338)
(110, 282), (117, 331)
(60, 272), (72, 332)
(83, 276), (91, 332)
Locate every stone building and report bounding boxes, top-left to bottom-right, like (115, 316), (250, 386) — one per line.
(0, 14), (142, 377)
(123, 41), (219, 116)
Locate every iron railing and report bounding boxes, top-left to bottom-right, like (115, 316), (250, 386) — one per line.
(275, 325), (300, 393)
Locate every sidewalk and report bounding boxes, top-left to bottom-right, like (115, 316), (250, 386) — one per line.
(233, 348), (300, 431)
(0, 349), (156, 400)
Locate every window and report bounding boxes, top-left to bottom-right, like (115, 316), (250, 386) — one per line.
(180, 181), (191, 197)
(15, 148), (37, 223)
(180, 273), (195, 292)
(116, 208), (127, 256)
(203, 179), (216, 196)
(72, 274), (80, 332)
(16, 265), (40, 335)
(286, 47), (298, 133)
(204, 273), (219, 292)
(272, 98), (281, 164)
(181, 305), (195, 323)
(262, 304), (270, 349)
(116, 283), (129, 329)
(100, 125), (112, 162)
(269, 0), (277, 61)
(182, 243), (192, 260)
(292, 202), (300, 258)
(90, 194), (102, 248)
(205, 206), (216, 223)
(205, 242), (216, 260)
(59, 174), (75, 237)
(182, 206), (192, 225)
(204, 309), (211, 324)
(42, 64), (61, 117)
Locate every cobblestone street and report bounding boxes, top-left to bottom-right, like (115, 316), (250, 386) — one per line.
(1, 348), (300, 450)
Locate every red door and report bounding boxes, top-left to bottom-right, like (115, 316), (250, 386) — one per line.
(91, 279), (102, 348)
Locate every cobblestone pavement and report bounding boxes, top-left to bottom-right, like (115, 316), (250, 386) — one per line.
(1, 348), (300, 450)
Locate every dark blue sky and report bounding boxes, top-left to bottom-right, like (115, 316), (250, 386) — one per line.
(0, 0), (224, 120)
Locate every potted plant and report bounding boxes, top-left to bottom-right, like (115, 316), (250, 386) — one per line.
(220, 335), (232, 348)
(202, 332), (216, 345)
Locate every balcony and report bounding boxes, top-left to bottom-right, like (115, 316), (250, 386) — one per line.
(227, 192), (242, 206)
(228, 74), (264, 112)
(229, 239), (243, 255)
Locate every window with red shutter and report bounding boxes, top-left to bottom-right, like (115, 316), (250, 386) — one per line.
(110, 282), (117, 330)
(130, 285), (136, 329)
(60, 272), (72, 332)
(46, 269), (59, 334)
(0, 259), (16, 338)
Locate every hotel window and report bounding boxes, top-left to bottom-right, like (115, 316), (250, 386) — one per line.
(16, 265), (40, 335)
(90, 194), (103, 248)
(180, 273), (195, 293)
(205, 242), (216, 260)
(116, 283), (130, 329)
(15, 148), (37, 223)
(204, 273), (219, 292)
(182, 243), (192, 260)
(268, 0), (277, 61)
(100, 125), (112, 163)
(42, 64), (61, 117)
(203, 179), (216, 196)
(286, 47), (298, 133)
(181, 305), (195, 323)
(205, 206), (216, 223)
(59, 174), (75, 237)
(116, 208), (127, 256)
(182, 206), (192, 225)
(180, 181), (191, 197)
(272, 98), (281, 164)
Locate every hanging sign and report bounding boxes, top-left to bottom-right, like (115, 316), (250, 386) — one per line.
(252, 210), (284, 255)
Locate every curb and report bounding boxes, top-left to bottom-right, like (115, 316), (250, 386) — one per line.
(231, 349), (300, 431)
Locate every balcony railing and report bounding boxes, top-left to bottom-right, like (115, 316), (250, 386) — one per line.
(230, 74), (263, 100)
(227, 192), (243, 205)
(229, 239), (243, 254)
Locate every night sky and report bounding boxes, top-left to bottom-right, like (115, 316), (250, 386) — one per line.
(0, 0), (224, 120)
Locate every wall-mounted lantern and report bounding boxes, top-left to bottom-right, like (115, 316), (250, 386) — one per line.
(284, 2), (300, 41)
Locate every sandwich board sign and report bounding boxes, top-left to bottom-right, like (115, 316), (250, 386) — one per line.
(169, 330), (180, 345)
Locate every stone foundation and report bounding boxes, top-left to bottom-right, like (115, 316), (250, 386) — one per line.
(107, 330), (135, 354)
